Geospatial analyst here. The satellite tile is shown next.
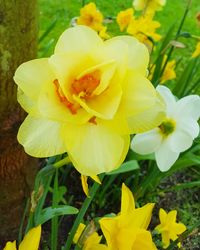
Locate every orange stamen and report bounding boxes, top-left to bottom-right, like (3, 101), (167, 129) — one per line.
(71, 71), (100, 99)
(53, 79), (79, 114)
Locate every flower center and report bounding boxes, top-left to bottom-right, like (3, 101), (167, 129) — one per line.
(159, 118), (176, 136)
(71, 70), (100, 100)
(53, 79), (80, 114)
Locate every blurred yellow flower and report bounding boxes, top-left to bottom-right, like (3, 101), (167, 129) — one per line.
(14, 25), (165, 176)
(77, 2), (104, 32)
(99, 184), (157, 250)
(3, 225), (41, 250)
(74, 223), (107, 250)
(192, 41), (200, 58)
(160, 59), (176, 83)
(133, 0), (166, 15)
(155, 208), (186, 249)
(127, 15), (161, 44)
(116, 8), (134, 31)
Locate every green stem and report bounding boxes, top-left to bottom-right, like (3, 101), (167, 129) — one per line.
(53, 156), (71, 168)
(63, 175), (104, 250)
(51, 169), (59, 250)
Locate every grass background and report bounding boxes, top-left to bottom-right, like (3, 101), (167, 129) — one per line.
(38, 1), (200, 248)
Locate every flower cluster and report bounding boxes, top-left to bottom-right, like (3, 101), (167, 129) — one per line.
(74, 184), (186, 250)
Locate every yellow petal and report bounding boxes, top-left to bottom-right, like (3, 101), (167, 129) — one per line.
(130, 203), (155, 229)
(81, 175), (90, 197)
(17, 88), (37, 115)
(133, 229), (156, 250)
(61, 121), (130, 175)
(90, 175), (101, 184)
(14, 58), (55, 100)
(167, 210), (177, 223)
(159, 208), (168, 225)
(172, 223), (186, 235)
(120, 71), (157, 116)
(99, 217), (119, 248)
(106, 36), (149, 76)
(19, 225), (41, 250)
(38, 73), (91, 124)
(3, 241), (17, 250)
(126, 91), (166, 133)
(121, 183), (135, 215)
(55, 25), (103, 54)
(73, 223), (86, 244)
(18, 115), (66, 157)
(73, 78), (122, 120)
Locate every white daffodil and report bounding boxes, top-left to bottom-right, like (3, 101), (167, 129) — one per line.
(131, 85), (200, 171)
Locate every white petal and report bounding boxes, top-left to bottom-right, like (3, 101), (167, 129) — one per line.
(131, 128), (162, 155)
(168, 129), (193, 152)
(155, 142), (179, 171)
(18, 115), (66, 157)
(156, 85), (176, 114)
(175, 95), (200, 120)
(177, 118), (200, 139)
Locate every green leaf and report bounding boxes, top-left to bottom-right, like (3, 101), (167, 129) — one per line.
(106, 160), (139, 175)
(36, 205), (79, 225)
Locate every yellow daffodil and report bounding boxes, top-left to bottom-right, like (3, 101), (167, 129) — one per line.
(160, 59), (176, 83)
(116, 8), (134, 32)
(3, 225), (41, 250)
(77, 2), (104, 32)
(127, 15), (161, 44)
(74, 223), (107, 250)
(133, 0), (166, 16)
(81, 175), (101, 197)
(14, 25), (165, 176)
(99, 184), (157, 250)
(155, 208), (186, 249)
(192, 41), (200, 58)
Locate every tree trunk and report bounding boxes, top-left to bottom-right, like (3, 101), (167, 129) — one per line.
(0, 0), (38, 245)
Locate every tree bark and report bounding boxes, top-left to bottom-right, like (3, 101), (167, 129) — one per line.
(0, 0), (38, 245)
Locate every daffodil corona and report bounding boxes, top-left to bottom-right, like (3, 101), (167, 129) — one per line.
(14, 25), (165, 176)
(131, 85), (200, 171)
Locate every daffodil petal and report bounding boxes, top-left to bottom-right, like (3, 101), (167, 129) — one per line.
(120, 72), (158, 116)
(61, 121), (130, 175)
(81, 175), (89, 197)
(155, 141), (179, 171)
(127, 92), (166, 133)
(90, 175), (101, 184)
(99, 217), (119, 248)
(14, 58), (55, 100)
(105, 36), (149, 75)
(17, 88), (37, 115)
(156, 85), (176, 114)
(3, 241), (17, 250)
(175, 95), (200, 120)
(55, 25), (103, 54)
(73, 223), (86, 244)
(133, 230), (156, 250)
(168, 129), (193, 152)
(172, 223), (186, 235)
(159, 208), (167, 225)
(131, 128), (162, 155)
(121, 183), (135, 215)
(38, 77), (91, 124)
(73, 80), (122, 120)
(178, 118), (199, 139)
(18, 115), (66, 157)
(19, 225), (41, 250)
